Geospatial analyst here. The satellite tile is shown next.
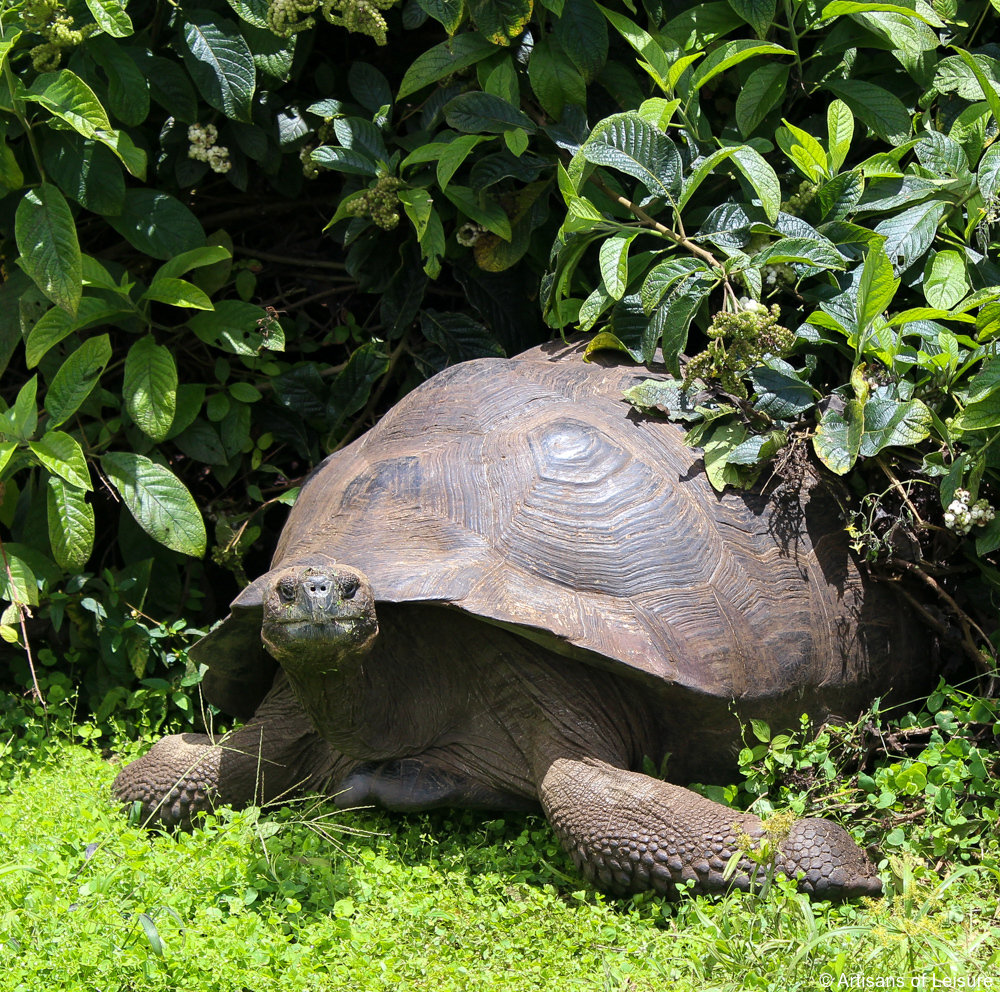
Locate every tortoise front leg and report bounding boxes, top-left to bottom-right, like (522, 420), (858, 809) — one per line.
(539, 757), (882, 899)
(113, 672), (354, 828)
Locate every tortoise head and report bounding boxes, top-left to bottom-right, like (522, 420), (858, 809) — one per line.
(260, 561), (379, 669)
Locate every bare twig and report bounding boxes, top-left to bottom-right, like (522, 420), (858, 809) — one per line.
(588, 175), (724, 272)
(876, 456), (926, 526)
(233, 246), (350, 272)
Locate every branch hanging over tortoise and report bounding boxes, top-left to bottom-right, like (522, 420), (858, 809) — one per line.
(114, 341), (933, 899)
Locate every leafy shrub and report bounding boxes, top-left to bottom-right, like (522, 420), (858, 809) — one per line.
(0, 0), (997, 739)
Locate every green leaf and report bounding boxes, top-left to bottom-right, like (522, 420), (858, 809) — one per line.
(0, 26), (22, 72)
(28, 431), (92, 490)
(967, 356), (1000, 404)
(44, 334), (111, 428)
(420, 310), (504, 361)
(243, 23), (295, 80)
(398, 34), (499, 99)
(874, 200), (946, 272)
(42, 132), (125, 217)
(750, 237), (845, 269)
(0, 554), (38, 606)
(467, 0), (532, 45)
(954, 394), (1000, 431)
(443, 185), (512, 239)
(85, 0), (133, 36)
(180, 11), (256, 123)
(0, 133), (22, 192)
(123, 337), (178, 443)
(598, 232), (638, 300)
(174, 419), (227, 465)
(154, 246), (232, 282)
(25, 297), (125, 368)
(0, 442), (16, 476)
(679, 147), (741, 210)
(827, 100), (854, 173)
(952, 47), (1000, 128)
(406, 195), (445, 278)
(859, 397), (932, 456)
(813, 400), (864, 474)
(823, 79), (911, 145)
(132, 51), (199, 124)
(731, 146), (781, 223)
(188, 301), (282, 355)
(310, 146), (379, 177)
(2, 376), (38, 442)
(776, 119), (829, 182)
(651, 274), (716, 372)
(641, 258), (706, 314)
(703, 420), (750, 491)
(105, 190), (206, 261)
(348, 61), (393, 112)
(47, 476), (94, 571)
(26, 71), (146, 178)
(923, 250), (969, 310)
(328, 343), (390, 428)
(596, 4), (673, 90)
(101, 453), (206, 557)
(437, 135), (491, 189)
(856, 243), (899, 331)
(821, 0), (936, 21)
(554, 0), (608, 82)
(416, 0), (465, 33)
(692, 41), (792, 89)
(15, 184), (82, 317)
(581, 112), (681, 200)
(979, 143), (1000, 203)
(529, 38), (587, 120)
(229, 383), (262, 403)
(142, 278), (215, 310)
(623, 378), (702, 420)
(398, 188), (434, 239)
(735, 63), (788, 137)
(726, 0), (775, 35)
(750, 366), (816, 418)
(444, 92), (536, 134)
(86, 33), (148, 126)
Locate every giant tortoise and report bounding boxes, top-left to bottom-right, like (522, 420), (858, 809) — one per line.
(114, 340), (930, 899)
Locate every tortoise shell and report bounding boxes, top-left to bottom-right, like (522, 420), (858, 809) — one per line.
(196, 341), (916, 719)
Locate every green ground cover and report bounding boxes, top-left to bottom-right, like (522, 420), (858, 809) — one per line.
(0, 727), (997, 992)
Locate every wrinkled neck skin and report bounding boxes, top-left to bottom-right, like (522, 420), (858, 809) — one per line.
(266, 623), (452, 761)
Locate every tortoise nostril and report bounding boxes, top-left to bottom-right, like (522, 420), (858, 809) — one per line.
(341, 577), (359, 599)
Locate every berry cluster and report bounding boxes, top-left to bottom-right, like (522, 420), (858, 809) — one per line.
(267, 0), (395, 44)
(343, 175), (405, 230)
(24, 0), (97, 71)
(300, 145), (320, 180)
(780, 180), (818, 217)
(943, 489), (996, 536)
(188, 124), (232, 174)
(683, 303), (794, 397)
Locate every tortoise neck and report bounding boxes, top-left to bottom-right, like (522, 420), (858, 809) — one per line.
(276, 605), (452, 760)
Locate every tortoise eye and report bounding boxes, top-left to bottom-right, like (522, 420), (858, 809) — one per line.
(341, 577), (359, 600)
(278, 579), (296, 603)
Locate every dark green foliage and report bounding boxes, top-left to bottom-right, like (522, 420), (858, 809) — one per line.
(0, 0), (997, 921)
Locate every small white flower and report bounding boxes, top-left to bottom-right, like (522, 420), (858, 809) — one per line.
(943, 488), (995, 536)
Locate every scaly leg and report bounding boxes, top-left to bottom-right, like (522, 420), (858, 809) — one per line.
(540, 758), (881, 899)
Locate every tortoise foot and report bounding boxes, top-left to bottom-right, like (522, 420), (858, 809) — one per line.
(539, 757), (880, 900)
(113, 733), (222, 829)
